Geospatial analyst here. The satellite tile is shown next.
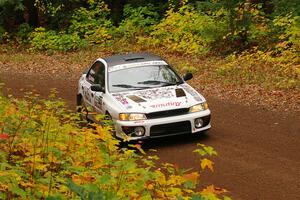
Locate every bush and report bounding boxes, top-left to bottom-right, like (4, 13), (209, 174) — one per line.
(16, 23), (33, 44)
(0, 91), (230, 199)
(272, 14), (300, 51)
(68, 0), (113, 44)
(116, 4), (160, 41)
(143, 5), (227, 55)
(29, 27), (87, 52)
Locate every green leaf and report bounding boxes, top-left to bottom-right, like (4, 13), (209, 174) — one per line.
(46, 195), (62, 200)
(0, 192), (7, 199)
(11, 186), (26, 198)
(223, 196), (232, 200)
(183, 180), (194, 189)
(99, 174), (113, 184)
(191, 194), (205, 200)
(193, 149), (207, 156)
(203, 146), (218, 156)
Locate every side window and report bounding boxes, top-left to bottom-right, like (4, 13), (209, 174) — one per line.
(87, 61), (105, 87)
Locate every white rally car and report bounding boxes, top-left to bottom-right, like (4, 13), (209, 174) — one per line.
(77, 53), (211, 140)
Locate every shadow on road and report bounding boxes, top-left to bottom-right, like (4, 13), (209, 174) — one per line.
(140, 132), (210, 150)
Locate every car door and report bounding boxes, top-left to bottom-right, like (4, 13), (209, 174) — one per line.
(82, 61), (104, 117)
(91, 61), (106, 115)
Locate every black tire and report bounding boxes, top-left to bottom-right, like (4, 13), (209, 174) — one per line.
(76, 94), (88, 121)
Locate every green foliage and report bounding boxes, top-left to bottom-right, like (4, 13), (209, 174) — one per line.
(220, 1), (268, 50)
(27, 1), (113, 51)
(143, 4), (227, 55)
(0, 91), (229, 199)
(33, 0), (85, 30)
(68, 0), (112, 44)
(116, 4), (160, 41)
(0, 0), (299, 92)
(34, 0), (65, 17)
(16, 23), (33, 44)
(272, 14), (300, 51)
(219, 0), (299, 52)
(0, 0), (24, 31)
(29, 27), (87, 52)
(271, 0), (300, 16)
(1, 0), (299, 56)
(0, 26), (5, 42)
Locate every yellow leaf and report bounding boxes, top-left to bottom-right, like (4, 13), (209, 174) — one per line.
(20, 182), (34, 188)
(200, 158), (214, 172)
(167, 175), (184, 186)
(35, 163), (48, 171)
(72, 174), (82, 185)
(48, 154), (58, 163)
(91, 163), (102, 170)
(202, 184), (228, 195)
(39, 184), (49, 195)
(146, 183), (154, 190)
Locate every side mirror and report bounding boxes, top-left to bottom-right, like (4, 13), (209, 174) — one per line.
(183, 72), (193, 81)
(91, 84), (105, 93)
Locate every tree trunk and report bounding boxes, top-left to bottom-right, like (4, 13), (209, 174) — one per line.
(23, 0), (39, 27)
(105, 0), (126, 25)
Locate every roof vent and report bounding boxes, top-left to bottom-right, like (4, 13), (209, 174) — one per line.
(124, 57), (145, 61)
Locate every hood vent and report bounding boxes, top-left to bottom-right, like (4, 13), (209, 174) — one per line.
(175, 88), (186, 97)
(127, 95), (146, 103)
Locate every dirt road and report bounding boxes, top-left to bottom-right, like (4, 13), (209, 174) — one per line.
(1, 71), (300, 199)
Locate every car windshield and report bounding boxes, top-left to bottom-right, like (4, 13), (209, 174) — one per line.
(108, 65), (182, 92)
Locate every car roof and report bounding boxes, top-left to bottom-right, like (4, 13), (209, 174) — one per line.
(102, 52), (163, 67)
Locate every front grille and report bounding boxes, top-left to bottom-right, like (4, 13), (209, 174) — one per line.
(150, 121), (191, 137)
(146, 108), (189, 119)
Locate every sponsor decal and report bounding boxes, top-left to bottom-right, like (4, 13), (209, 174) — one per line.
(150, 102), (181, 108)
(84, 90), (91, 103)
(113, 93), (133, 109)
(134, 87), (174, 100)
(94, 96), (102, 110)
(108, 61), (168, 72)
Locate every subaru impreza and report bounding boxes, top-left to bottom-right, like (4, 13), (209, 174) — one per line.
(77, 53), (211, 140)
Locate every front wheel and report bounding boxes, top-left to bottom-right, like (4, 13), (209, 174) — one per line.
(76, 94), (88, 121)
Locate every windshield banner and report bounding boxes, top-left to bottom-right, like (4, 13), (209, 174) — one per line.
(108, 61), (168, 72)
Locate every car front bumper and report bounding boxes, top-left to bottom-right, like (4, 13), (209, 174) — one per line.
(114, 109), (211, 141)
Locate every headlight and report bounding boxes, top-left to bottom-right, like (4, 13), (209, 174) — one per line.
(189, 102), (209, 113)
(119, 113), (147, 121)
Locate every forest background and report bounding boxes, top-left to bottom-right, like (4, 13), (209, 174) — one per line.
(0, 0), (299, 91)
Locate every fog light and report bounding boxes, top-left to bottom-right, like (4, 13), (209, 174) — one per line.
(134, 127), (145, 136)
(195, 118), (204, 128)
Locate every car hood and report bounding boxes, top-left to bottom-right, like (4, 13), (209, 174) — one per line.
(111, 83), (205, 113)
